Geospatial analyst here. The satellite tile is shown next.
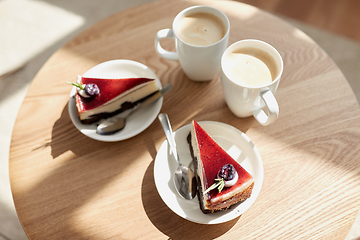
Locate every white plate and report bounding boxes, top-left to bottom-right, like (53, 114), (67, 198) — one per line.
(154, 121), (264, 224)
(68, 60), (163, 142)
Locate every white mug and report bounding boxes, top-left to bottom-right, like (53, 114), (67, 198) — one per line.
(155, 5), (230, 81)
(220, 39), (284, 125)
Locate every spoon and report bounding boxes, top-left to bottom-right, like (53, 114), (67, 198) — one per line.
(158, 113), (197, 200)
(96, 84), (172, 135)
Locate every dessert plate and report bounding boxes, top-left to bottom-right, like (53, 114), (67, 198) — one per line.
(68, 59), (163, 142)
(154, 121), (264, 224)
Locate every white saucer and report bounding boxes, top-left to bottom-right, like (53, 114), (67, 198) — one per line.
(68, 59), (163, 142)
(154, 121), (264, 224)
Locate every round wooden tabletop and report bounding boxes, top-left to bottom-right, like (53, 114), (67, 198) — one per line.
(9, 0), (360, 239)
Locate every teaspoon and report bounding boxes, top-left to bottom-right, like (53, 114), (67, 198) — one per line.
(158, 113), (197, 200)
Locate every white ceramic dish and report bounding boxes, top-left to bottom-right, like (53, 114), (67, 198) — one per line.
(68, 59), (162, 142)
(154, 121), (263, 224)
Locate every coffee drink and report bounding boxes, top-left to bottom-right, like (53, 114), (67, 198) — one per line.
(220, 39), (283, 125)
(222, 47), (278, 87)
(177, 12), (226, 46)
(155, 6), (230, 81)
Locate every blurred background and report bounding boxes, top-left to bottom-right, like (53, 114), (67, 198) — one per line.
(1, 0), (359, 239)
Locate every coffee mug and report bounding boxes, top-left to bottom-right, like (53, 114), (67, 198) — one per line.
(220, 39), (283, 125)
(155, 5), (230, 81)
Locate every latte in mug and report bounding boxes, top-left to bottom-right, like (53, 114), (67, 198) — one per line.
(177, 12), (226, 46)
(155, 6), (230, 81)
(222, 47), (279, 87)
(220, 39), (283, 125)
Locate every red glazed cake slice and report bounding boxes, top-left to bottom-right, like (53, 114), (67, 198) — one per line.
(75, 76), (158, 124)
(188, 120), (254, 213)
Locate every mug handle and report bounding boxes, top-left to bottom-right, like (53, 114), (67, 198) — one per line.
(155, 29), (179, 61)
(253, 88), (279, 126)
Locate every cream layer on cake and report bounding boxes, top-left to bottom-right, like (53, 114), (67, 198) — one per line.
(77, 81), (158, 120)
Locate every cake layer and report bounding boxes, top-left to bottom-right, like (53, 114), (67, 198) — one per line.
(208, 181), (254, 211)
(78, 77), (156, 110)
(75, 77), (158, 123)
(189, 120), (254, 213)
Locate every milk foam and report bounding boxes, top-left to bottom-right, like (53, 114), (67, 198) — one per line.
(223, 47), (278, 87)
(177, 12), (225, 46)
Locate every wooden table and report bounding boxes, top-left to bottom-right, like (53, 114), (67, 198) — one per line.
(9, 0), (360, 239)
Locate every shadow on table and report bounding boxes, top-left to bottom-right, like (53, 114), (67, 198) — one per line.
(24, 103), (131, 238)
(34, 102), (110, 159)
(141, 160), (239, 239)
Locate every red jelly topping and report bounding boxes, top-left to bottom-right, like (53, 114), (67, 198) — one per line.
(193, 120), (253, 198)
(76, 77), (154, 111)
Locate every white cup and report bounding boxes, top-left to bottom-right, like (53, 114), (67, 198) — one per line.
(155, 6), (230, 81)
(220, 39), (283, 125)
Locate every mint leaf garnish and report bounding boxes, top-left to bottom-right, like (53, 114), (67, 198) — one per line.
(66, 81), (84, 90)
(203, 178), (225, 194)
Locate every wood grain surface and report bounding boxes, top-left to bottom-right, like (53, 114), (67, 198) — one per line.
(238, 0), (360, 44)
(9, 0), (360, 239)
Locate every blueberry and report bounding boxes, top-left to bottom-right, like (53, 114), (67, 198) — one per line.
(84, 83), (100, 97)
(218, 164), (236, 181)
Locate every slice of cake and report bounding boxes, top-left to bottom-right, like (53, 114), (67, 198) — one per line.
(188, 120), (254, 214)
(71, 76), (159, 124)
